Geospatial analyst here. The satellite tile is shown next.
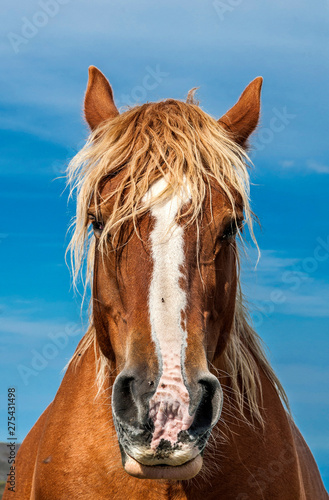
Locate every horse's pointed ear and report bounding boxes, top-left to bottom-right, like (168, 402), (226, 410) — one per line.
(218, 77), (263, 147)
(84, 66), (119, 130)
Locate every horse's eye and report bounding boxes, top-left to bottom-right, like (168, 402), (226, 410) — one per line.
(220, 219), (241, 241)
(88, 214), (104, 236)
(92, 221), (104, 232)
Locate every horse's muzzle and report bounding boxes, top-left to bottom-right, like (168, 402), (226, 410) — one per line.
(112, 370), (222, 479)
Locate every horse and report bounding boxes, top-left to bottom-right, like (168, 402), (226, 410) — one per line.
(6, 67), (327, 500)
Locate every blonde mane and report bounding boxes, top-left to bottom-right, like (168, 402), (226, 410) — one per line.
(66, 97), (288, 426)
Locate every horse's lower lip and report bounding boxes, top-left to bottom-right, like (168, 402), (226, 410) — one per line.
(124, 454), (203, 480)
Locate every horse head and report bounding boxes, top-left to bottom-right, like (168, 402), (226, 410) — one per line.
(69, 67), (262, 480)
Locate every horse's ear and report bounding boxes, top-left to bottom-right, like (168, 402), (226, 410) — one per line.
(84, 66), (119, 130)
(218, 77), (263, 147)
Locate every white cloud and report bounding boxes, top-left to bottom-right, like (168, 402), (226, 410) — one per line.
(306, 160), (329, 175)
(0, 296), (87, 338)
(280, 159), (295, 168)
(0, 316), (69, 337)
(241, 249), (329, 318)
(278, 159), (329, 175)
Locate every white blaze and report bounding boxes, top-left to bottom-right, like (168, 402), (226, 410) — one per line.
(144, 178), (193, 449)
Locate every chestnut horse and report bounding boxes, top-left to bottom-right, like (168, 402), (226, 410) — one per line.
(6, 68), (327, 500)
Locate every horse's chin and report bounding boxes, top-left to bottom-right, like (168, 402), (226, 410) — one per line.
(124, 453), (203, 480)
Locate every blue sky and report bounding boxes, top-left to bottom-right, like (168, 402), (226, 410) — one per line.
(1, 0), (328, 489)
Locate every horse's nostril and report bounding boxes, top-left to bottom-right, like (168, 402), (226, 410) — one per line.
(199, 376), (219, 400)
(189, 375), (222, 435)
(199, 380), (216, 399)
(112, 375), (135, 421)
(112, 372), (157, 426)
(121, 376), (134, 392)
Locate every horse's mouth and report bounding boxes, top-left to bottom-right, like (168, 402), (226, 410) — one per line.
(124, 453), (203, 480)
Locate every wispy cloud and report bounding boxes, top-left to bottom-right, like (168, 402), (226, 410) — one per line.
(279, 159), (329, 175)
(0, 316), (73, 338)
(280, 160), (295, 168)
(306, 160), (329, 175)
(242, 249), (329, 319)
